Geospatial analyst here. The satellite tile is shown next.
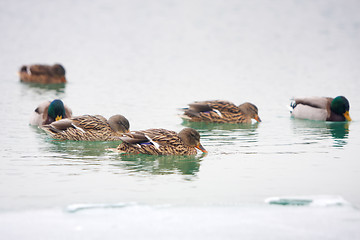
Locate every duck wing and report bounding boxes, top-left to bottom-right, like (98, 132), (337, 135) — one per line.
(291, 104), (328, 121)
(41, 119), (73, 133)
(40, 119), (72, 139)
(184, 100), (239, 116)
(291, 97), (333, 121)
(29, 101), (51, 125)
(294, 97), (332, 109)
(34, 101), (51, 115)
(179, 102), (212, 118)
(64, 104), (72, 118)
(120, 129), (178, 146)
(43, 115), (108, 133)
(188, 102), (213, 113)
(71, 115), (109, 130)
(29, 65), (50, 75)
(203, 100), (240, 113)
(119, 132), (149, 144)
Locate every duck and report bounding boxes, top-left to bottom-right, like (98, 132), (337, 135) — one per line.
(30, 99), (72, 126)
(19, 63), (67, 84)
(290, 96), (351, 121)
(180, 100), (261, 124)
(40, 114), (130, 141)
(114, 128), (207, 155)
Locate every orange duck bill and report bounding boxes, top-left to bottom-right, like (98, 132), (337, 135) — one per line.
(344, 111), (352, 121)
(196, 144), (207, 153)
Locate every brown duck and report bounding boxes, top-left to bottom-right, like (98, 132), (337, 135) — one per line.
(180, 100), (261, 123)
(19, 63), (67, 84)
(41, 114), (130, 141)
(115, 128), (207, 155)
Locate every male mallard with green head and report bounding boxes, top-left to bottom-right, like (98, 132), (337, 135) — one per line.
(30, 99), (72, 126)
(180, 100), (261, 123)
(114, 128), (207, 155)
(19, 63), (66, 84)
(40, 114), (130, 141)
(290, 96), (351, 121)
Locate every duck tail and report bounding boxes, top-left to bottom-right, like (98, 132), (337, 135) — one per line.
(40, 125), (61, 134)
(39, 125), (62, 140)
(184, 109), (202, 117)
(179, 114), (192, 120)
(288, 99), (296, 113)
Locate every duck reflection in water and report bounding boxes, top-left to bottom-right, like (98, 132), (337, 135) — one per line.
(182, 120), (259, 131)
(328, 122), (350, 147)
(112, 154), (205, 176)
(45, 139), (121, 158)
(182, 120), (259, 148)
(291, 119), (350, 147)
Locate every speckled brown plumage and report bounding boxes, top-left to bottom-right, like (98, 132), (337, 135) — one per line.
(41, 114), (129, 141)
(116, 128), (207, 155)
(181, 100), (261, 124)
(19, 64), (66, 84)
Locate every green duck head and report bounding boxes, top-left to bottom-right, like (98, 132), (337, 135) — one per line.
(331, 96), (351, 121)
(48, 99), (66, 121)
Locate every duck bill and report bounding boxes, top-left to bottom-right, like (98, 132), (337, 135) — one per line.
(55, 115), (63, 121)
(196, 144), (207, 153)
(255, 115), (262, 122)
(344, 111), (352, 121)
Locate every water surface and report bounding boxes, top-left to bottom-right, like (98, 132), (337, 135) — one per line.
(1, 0), (360, 239)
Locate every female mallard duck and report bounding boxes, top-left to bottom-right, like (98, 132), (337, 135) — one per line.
(290, 96), (351, 121)
(180, 100), (261, 123)
(115, 128), (207, 155)
(40, 114), (130, 141)
(19, 63), (66, 84)
(30, 99), (72, 126)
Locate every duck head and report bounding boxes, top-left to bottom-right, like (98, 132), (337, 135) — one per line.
(108, 114), (130, 133)
(48, 99), (66, 121)
(178, 128), (207, 153)
(52, 64), (66, 76)
(238, 102), (261, 122)
(331, 96), (351, 121)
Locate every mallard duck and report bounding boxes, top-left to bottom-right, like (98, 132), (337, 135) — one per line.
(114, 128), (207, 155)
(180, 100), (261, 123)
(40, 114), (130, 141)
(30, 99), (72, 126)
(290, 96), (351, 121)
(19, 63), (66, 84)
